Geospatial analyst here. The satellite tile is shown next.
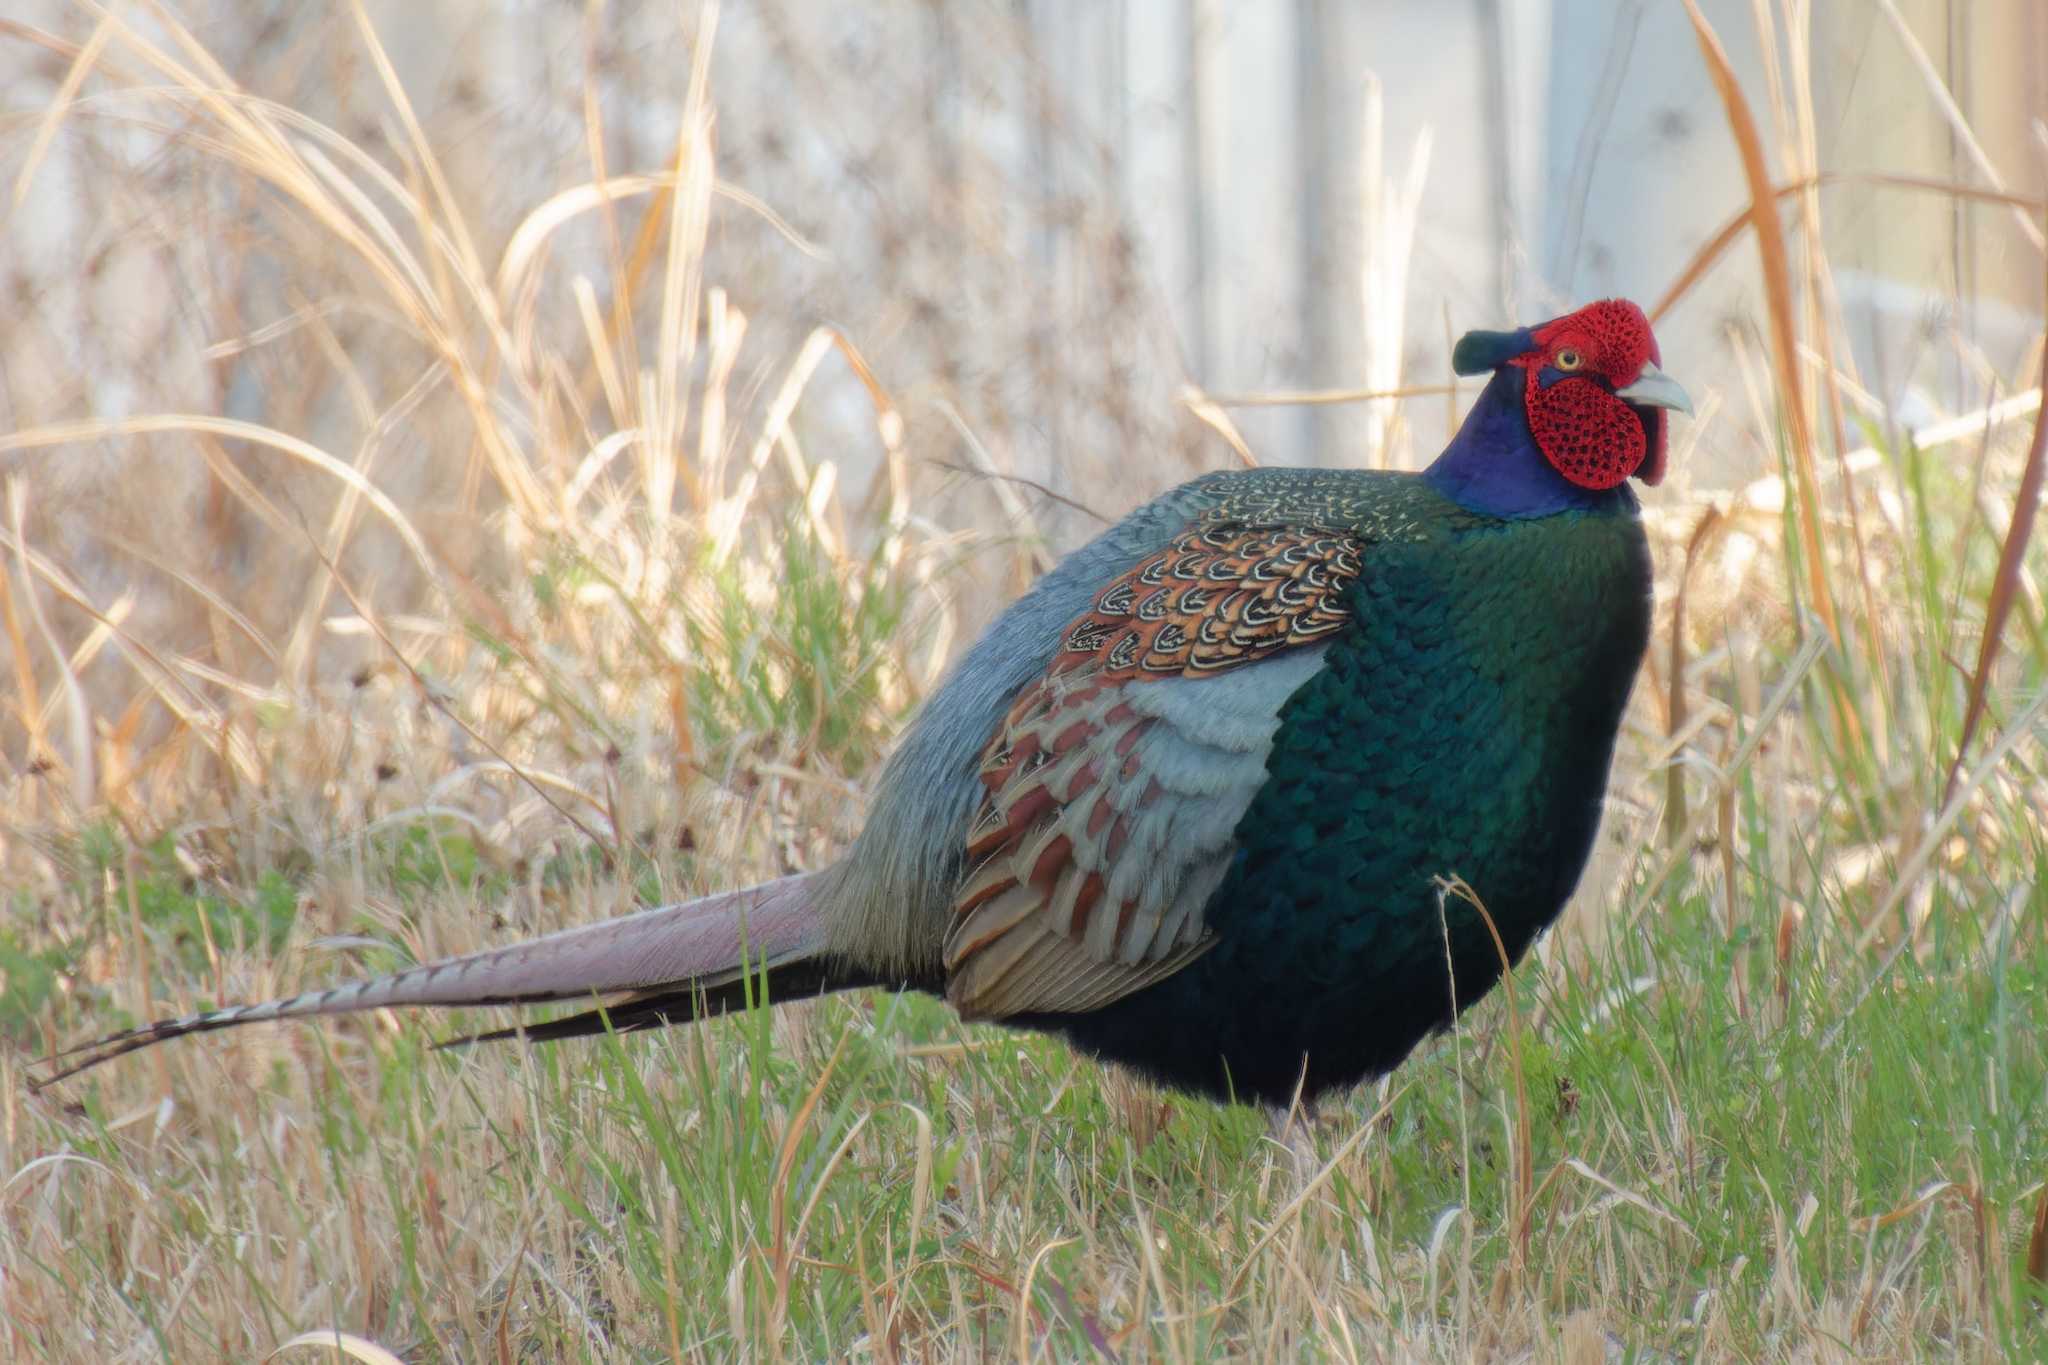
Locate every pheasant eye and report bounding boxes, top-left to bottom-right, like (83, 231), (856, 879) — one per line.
(1555, 348), (1584, 371)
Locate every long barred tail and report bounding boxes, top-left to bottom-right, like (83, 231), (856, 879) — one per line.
(31, 872), (830, 1089)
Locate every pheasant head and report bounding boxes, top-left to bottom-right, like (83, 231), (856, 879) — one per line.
(1433, 299), (1691, 516)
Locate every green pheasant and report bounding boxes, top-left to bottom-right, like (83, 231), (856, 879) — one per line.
(41, 299), (1690, 1108)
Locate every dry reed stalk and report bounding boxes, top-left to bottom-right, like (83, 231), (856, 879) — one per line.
(1651, 172), (2048, 325)
(1872, 0), (2046, 253)
(1679, 1), (1834, 646)
(1945, 264), (2048, 803)
(1663, 505), (1724, 848)
(1784, 1), (1892, 729)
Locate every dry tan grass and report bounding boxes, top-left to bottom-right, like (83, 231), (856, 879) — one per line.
(2, 3), (2046, 1360)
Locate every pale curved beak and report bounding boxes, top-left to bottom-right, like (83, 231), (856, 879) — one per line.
(1614, 362), (1694, 416)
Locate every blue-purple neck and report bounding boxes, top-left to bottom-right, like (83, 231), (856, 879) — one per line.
(1424, 367), (1630, 519)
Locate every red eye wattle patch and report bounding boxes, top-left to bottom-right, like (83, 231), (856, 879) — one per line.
(1531, 300), (1656, 382)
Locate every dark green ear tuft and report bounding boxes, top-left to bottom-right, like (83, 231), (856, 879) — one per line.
(1451, 327), (1535, 377)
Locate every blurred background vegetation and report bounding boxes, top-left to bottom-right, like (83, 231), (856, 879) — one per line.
(0, 2), (2043, 1359)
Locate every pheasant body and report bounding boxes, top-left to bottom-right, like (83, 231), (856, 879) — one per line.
(39, 299), (1686, 1110)
(1021, 477), (1650, 1100)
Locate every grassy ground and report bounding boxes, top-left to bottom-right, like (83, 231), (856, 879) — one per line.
(4, 4), (2048, 1361)
(4, 807), (2048, 1360)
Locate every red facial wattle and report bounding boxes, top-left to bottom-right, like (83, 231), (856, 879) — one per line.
(1521, 371), (1650, 491)
(1517, 300), (1670, 491)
